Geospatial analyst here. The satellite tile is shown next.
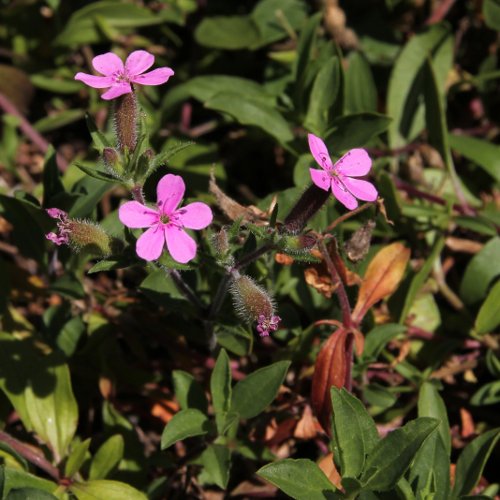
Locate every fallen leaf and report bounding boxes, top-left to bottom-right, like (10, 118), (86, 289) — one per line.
(446, 237), (484, 254)
(294, 404), (320, 440)
(318, 453), (343, 490)
(275, 253), (295, 265)
(352, 242), (410, 323)
(460, 407), (475, 438)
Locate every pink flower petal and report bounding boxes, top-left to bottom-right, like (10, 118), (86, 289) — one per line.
(92, 52), (124, 76)
(331, 177), (358, 210)
(343, 177), (378, 201)
(131, 67), (174, 86)
(308, 133), (333, 170)
(334, 148), (372, 177)
(165, 226), (197, 264)
(177, 202), (213, 230)
(136, 226), (165, 261)
(119, 201), (158, 228)
(157, 174), (185, 215)
(74, 73), (114, 89)
(101, 83), (132, 100)
(309, 168), (331, 191)
(125, 50), (154, 76)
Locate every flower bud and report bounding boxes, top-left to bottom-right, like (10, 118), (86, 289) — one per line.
(230, 274), (281, 337)
(280, 233), (317, 255)
(283, 184), (330, 234)
(102, 147), (124, 177)
(45, 209), (117, 257)
(114, 91), (138, 153)
(212, 228), (230, 256)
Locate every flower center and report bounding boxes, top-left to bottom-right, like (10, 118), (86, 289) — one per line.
(159, 214), (170, 224)
(113, 70), (130, 84)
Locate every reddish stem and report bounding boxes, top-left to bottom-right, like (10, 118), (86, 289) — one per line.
(0, 92), (68, 172)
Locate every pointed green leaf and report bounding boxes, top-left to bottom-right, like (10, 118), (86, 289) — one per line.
(211, 349), (232, 434)
(231, 361), (290, 419)
(160, 409), (209, 449)
(474, 280), (500, 335)
(89, 435), (124, 480)
(345, 52), (378, 114)
(452, 428), (500, 497)
(199, 444), (232, 489)
(418, 382), (451, 454)
(65, 438), (91, 478)
(257, 459), (340, 500)
(360, 417), (439, 492)
(330, 388), (379, 481)
(74, 162), (119, 183)
(172, 370), (208, 412)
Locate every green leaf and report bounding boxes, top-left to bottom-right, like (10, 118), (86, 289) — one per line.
(345, 52), (378, 114)
(399, 236), (445, 324)
(215, 324), (252, 356)
(55, 1), (178, 46)
(231, 360), (290, 419)
(418, 382), (451, 455)
(85, 114), (111, 152)
(448, 134), (500, 182)
(42, 147), (65, 208)
(362, 324), (406, 361)
(251, 0), (307, 47)
(407, 431), (450, 500)
(31, 73), (82, 94)
(257, 459), (339, 500)
(452, 428), (500, 497)
(172, 370), (208, 412)
(324, 113), (392, 153)
(150, 141), (195, 171)
(199, 444), (232, 489)
(210, 349), (232, 434)
(387, 24), (452, 148)
(65, 439), (91, 479)
(0, 334), (78, 460)
(330, 388), (379, 481)
(484, 0), (500, 30)
(160, 409), (209, 449)
(471, 381), (500, 406)
(1, 469), (57, 497)
(87, 255), (135, 274)
(205, 92), (293, 144)
(70, 479), (147, 500)
(34, 109), (85, 133)
(304, 56), (342, 135)
(195, 16), (261, 50)
(359, 417), (439, 492)
(74, 162), (119, 184)
(474, 280), (500, 335)
(460, 237), (500, 304)
(6, 488), (57, 499)
(89, 435), (124, 480)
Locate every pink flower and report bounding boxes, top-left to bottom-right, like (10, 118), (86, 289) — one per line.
(308, 134), (378, 210)
(118, 174), (213, 263)
(256, 314), (281, 337)
(45, 208), (70, 245)
(75, 50), (174, 100)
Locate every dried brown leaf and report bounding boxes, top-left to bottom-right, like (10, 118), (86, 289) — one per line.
(352, 242), (410, 323)
(318, 453), (343, 491)
(294, 405), (320, 440)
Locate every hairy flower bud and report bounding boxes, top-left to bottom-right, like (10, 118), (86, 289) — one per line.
(212, 228), (230, 255)
(230, 274), (281, 337)
(45, 209), (117, 257)
(114, 91), (138, 153)
(103, 147), (124, 177)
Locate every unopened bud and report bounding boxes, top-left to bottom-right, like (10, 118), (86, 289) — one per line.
(114, 91), (138, 153)
(212, 228), (230, 256)
(230, 274), (281, 337)
(45, 208), (117, 257)
(345, 220), (375, 262)
(103, 147), (124, 177)
(283, 184), (330, 234)
(280, 233), (317, 255)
